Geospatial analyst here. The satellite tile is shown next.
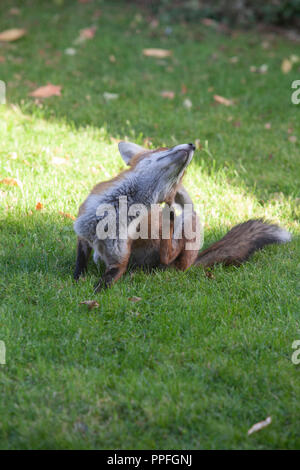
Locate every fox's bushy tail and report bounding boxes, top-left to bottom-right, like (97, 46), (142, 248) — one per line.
(194, 219), (292, 268)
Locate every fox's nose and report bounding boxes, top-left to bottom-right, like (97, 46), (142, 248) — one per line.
(188, 143), (196, 151)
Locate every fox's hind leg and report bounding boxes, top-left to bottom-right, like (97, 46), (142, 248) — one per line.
(74, 237), (92, 280)
(159, 208), (184, 265)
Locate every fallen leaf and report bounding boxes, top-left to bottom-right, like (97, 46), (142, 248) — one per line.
(264, 122), (271, 129)
(128, 296), (142, 302)
(281, 58), (292, 74)
(29, 83), (62, 98)
(80, 300), (99, 310)
(229, 56), (239, 63)
(80, 26), (96, 39)
(248, 416), (272, 435)
(290, 54), (299, 64)
(103, 92), (119, 101)
(9, 152), (18, 160)
(181, 84), (187, 94)
(160, 90), (175, 99)
(205, 270), (215, 279)
(0, 177), (22, 188)
(183, 98), (192, 109)
(9, 8), (21, 15)
(201, 18), (218, 28)
(59, 211), (76, 220)
(74, 26), (97, 44)
(109, 54), (116, 63)
(0, 56), (5, 63)
(51, 156), (69, 165)
(0, 28), (26, 42)
(35, 202), (44, 210)
(143, 48), (172, 58)
(288, 135), (297, 143)
(65, 48), (76, 56)
(149, 19), (159, 28)
(213, 94), (233, 106)
(259, 64), (268, 74)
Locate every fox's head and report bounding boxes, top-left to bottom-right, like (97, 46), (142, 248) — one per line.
(118, 141), (195, 204)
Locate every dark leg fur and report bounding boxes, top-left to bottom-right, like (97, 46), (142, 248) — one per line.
(74, 238), (91, 280)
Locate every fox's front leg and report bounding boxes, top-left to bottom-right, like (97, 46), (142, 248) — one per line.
(94, 240), (131, 292)
(74, 237), (92, 280)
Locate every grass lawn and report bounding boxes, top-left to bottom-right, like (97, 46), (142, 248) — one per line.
(0, 0), (299, 450)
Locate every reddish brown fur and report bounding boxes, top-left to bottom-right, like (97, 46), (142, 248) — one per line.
(76, 146), (289, 291)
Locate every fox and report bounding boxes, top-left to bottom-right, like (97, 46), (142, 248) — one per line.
(74, 141), (292, 292)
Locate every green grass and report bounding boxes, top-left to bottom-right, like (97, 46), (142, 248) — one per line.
(0, 0), (299, 450)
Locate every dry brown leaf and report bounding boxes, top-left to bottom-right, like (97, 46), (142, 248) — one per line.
(0, 177), (22, 188)
(288, 135), (297, 143)
(201, 18), (218, 28)
(213, 94), (233, 106)
(160, 90), (175, 99)
(35, 202), (44, 210)
(143, 48), (172, 58)
(80, 26), (96, 39)
(80, 300), (99, 310)
(0, 56), (5, 63)
(29, 83), (62, 98)
(109, 54), (116, 63)
(128, 296), (142, 303)
(281, 58), (292, 74)
(248, 416), (272, 435)
(9, 7), (21, 15)
(0, 28), (26, 42)
(59, 211), (76, 221)
(181, 84), (187, 94)
(205, 270), (215, 280)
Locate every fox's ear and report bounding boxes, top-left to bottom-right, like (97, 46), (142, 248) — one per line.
(118, 141), (146, 165)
